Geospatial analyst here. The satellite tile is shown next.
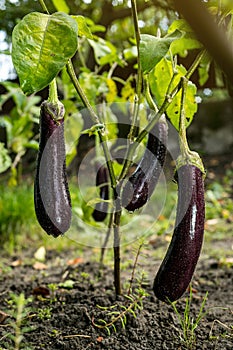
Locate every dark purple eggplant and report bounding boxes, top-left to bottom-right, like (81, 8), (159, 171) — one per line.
(153, 164), (205, 303)
(92, 163), (109, 222)
(34, 100), (72, 237)
(121, 116), (168, 211)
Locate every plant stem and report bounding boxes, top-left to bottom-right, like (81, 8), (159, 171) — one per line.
(144, 75), (158, 113)
(113, 199), (122, 297)
(118, 0), (143, 181)
(179, 77), (190, 158)
(127, 242), (143, 296)
(67, 59), (121, 296)
(66, 60), (100, 124)
(100, 211), (114, 266)
(66, 59), (117, 189)
(131, 0), (141, 50)
(186, 49), (206, 80)
(14, 293), (25, 350)
(99, 132), (117, 189)
(38, 0), (49, 13)
(127, 0), (143, 142)
(177, 76), (205, 173)
(48, 79), (58, 104)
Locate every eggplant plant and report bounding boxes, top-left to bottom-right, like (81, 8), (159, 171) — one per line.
(10, 0), (229, 299)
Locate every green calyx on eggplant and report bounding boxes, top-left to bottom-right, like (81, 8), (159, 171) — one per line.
(92, 162), (109, 222)
(34, 100), (72, 237)
(153, 161), (205, 303)
(121, 115), (168, 212)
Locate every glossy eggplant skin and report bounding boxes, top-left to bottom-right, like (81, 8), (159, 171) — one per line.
(92, 163), (109, 222)
(34, 101), (72, 237)
(153, 165), (205, 303)
(121, 118), (168, 211)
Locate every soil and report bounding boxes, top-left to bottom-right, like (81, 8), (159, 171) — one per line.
(0, 245), (232, 350)
(0, 154), (232, 350)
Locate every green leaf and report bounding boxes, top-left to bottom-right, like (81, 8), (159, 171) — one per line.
(0, 92), (11, 111)
(79, 71), (108, 104)
(85, 18), (106, 34)
(206, 0), (233, 13)
(0, 143), (12, 173)
(101, 104), (118, 142)
(198, 53), (212, 86)
(12, 12), (78, 95)
(150, 58), (197, 130)
(139, 30), (182, 73)
(120, 316), (126, 329)
(88, 37), (121, 66)
(72, 15), (93, 39)
(168, 19), (202, 57)
(112, 323), (117, 333)
(24, 140), (39, 150)
(106, 326), (111, 336)
(51, 0), (70, 13)
(59, 280), (75, 289)
(123, 46), (137, 61)
(128, 308), (137, 318)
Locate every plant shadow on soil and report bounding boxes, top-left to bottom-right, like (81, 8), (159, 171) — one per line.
(0, 154), (232, 350)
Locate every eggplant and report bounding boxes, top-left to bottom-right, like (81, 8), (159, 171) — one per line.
(153, 164), (205, 303)
(34, 100), (72, 237)
(121, 116), (168, 211)
(92, 163), (109, 222)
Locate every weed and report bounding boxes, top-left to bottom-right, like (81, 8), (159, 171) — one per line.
(80, 272), (90, 280)
(3, 292), (35, 350)
(170, 287), (208, 349)
(92, 287), (148, 335)
(59, 280), (75, 289)
(37, 307), (52, 321)
(47, 283), (58, 303)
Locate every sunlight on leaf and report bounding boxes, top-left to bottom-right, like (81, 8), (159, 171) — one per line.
(12, 12), (78, 95)
(150, 58), (197, 130)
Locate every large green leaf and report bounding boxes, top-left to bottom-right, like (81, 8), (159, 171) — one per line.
(150, 58), (197, 130)
(12, 12), (78, 95)
(139, 30), (182, 73)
